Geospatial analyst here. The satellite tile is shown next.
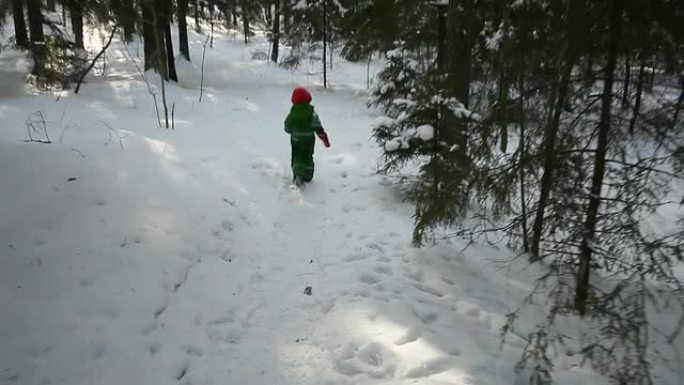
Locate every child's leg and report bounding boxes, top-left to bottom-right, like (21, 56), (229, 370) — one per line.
(291, 137), (315, 182)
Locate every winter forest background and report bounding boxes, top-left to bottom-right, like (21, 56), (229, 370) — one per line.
(0, 0), (683, 385)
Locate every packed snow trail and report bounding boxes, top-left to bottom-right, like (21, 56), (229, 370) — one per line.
(0, 28), (613, 385)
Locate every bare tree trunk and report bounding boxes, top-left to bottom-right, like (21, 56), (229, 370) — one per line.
(26, 0), (44, 43)
(445, 0), (474, 166)
(622, 55), (630, 109)
(142, 0), (158, 71)
(322, 0), (327, 88)
(121, 0), (136, 41)
(270, 0), (280, 63)
(629, 53), (646, 134)
(68, 0), (84, 49)
(264, 1), (272, 26)
(281, 0), (290, 36)
(209, 0), (214, 47)
(178, 0), (190, 60)
(241, 0), (250, 44)
(11, 0), (29, 49)
(165, 22), (178, 81)
(518, 76), (530, 253)
(575, 0), (622, 316)
(530, 0), (583, 260)
(194, 0), (201, 32)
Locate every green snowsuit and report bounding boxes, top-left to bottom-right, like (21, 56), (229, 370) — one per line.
(284, 103), (324, 182)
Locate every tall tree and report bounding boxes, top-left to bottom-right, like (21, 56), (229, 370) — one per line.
(178, 0), (190, 60)
(575, 0), (623, 316)
(11, 0), (29, 49)
(67, 0), (84, 49)
(270, 0), (280, 63)
(26, 0), (44, 43)
(141, 0), (158, 71)
(113, 0), (136, 41)
(163, 0), (178, 81)
(241, 0), (250, 44)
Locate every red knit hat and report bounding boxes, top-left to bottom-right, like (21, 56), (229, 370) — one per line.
(291, 86), (312, 104)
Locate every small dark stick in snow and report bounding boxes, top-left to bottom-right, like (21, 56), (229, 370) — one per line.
(303, 286), (312, 296)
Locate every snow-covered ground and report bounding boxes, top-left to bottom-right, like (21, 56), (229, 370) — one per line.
(0, 24), (669, 385)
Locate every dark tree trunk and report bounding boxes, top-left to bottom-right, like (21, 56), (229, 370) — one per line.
(142, 0), (158, 71)
(153, 0), (169, 79)
(436, 4), (446, 69)
(629, 53), (646, 134)
(69, 0), (84, 49)
(264, 1), (272, 26)
(241, 0), (249, 44)
(576, 0), (622, 317)
(270, 0), (280, 62)
(322, 0), (327, 88)
(178, 0), (190, 60)
(194, 0), (201, 32)
(165, 21), (178, 81)
(622, 55), (630, 109)
(445, 0), (474, 168)
(530, 64), (574, 259)
(46, 0), (55, 12)
(518, 76), (530, 253)
(530, 0), (583, 260)
(11, 0), (29, 49)
(281, 0), (290, 36)
(26, 0), (44, 43)
(115, 0), (136, 41)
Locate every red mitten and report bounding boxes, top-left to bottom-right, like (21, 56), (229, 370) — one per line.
(317, 131), (331, 148)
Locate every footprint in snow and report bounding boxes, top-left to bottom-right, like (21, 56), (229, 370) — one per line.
(333, 342), (397, 379)
(181, 344), (204, 357)
(365, 242), (385, 254)
(405, 356), (459, 379)
(395, 328), (420, 346)
(412, 282), (445, 298)
(359, 273), (381, 285)
(374, 266), (393, 276)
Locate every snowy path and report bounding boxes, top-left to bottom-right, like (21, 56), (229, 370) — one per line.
(0, 31), (609, 385)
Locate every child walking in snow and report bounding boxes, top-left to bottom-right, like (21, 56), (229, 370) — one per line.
(284, 87), (331, 186)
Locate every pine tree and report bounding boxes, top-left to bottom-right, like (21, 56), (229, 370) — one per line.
(11, 0), (29, 49)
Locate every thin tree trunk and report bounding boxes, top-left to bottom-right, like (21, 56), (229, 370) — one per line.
(622, 55), (630, 109)
(672, 75), (684, 131)
(518, 76), (530, 253)
(69, 0), (84, 49)
(153, 0), (169, 80)
(165, 22), (178, 81)
(498, 68), (509, 153)
(11, 0), (29, 49)
(529, 0), (582, 260)
(576, 0), (622, 317)
(194, 0), (201, 32)
(46, 0), (55, 12)
(446, 0), (474, 167)
(264, 2), (272, 26)
(26, 0), (44, 43)
(209, 0), (214, 47)
(629, 53), (646, 134)
(322, 0), (327, 88)
(241, 0), (249, 44)
(142, 0), (157, 71)
(178, 0), (190, 60)
(121, 0), (136, 41)
(270, 0), (280, 63)
(282, 0), (290, 36)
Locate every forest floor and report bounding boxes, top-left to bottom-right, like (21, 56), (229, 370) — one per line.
(0, 22), (670, 385)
